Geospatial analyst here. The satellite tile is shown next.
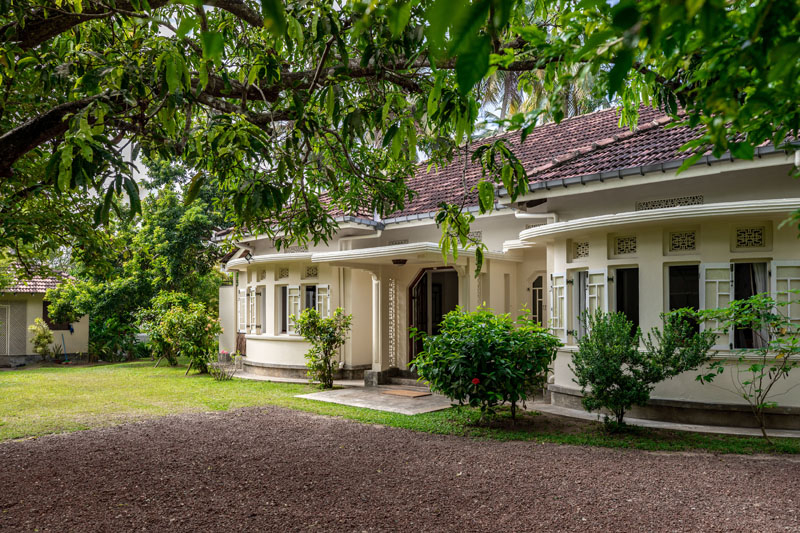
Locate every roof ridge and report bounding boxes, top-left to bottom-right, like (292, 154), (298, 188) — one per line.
(527, 115), (674, 178)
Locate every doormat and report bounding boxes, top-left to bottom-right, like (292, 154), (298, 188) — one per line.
(381, 389), (431, 398)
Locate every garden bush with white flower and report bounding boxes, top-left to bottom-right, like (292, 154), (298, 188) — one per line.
(411, 307), (561, 422)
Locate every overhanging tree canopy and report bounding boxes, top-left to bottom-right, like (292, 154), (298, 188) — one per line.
(2, 0), (798, 271)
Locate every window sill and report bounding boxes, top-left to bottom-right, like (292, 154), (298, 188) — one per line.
(244, 334), (308, 342)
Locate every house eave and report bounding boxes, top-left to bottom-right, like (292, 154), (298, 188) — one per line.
(517, 198), (800, 242)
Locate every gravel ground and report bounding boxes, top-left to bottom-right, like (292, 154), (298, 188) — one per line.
(1, 407), (799, 532)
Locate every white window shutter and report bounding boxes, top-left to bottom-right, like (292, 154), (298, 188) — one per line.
(700, 263), (733, 350)
(237, 289), (247, 332)
(287, 285), (301, 334)
(249, 287), (257, 334)
(587, 269), (608, 314)
(772, 261), (800, 328)
(316, 284), (330, 318)
(550, 273), (567, 341)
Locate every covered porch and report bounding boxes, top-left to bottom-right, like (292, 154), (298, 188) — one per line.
(312, 242), (522, 382)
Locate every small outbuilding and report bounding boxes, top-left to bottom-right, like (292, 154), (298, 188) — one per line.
(0, 273), (89, 367)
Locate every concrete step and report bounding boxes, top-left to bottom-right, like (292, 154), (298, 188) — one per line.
(388, 377), (427, 388)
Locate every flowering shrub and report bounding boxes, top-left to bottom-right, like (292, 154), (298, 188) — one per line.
(411, 307), (561, 421)
(295, 308), (352, 389)
(28, 318), (55, 361)
(137, 291), (221, 373)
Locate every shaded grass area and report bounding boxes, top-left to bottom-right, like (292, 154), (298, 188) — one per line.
(1, 360), (798, 454)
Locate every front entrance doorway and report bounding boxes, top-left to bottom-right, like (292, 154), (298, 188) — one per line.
(409, 268), (459, 359)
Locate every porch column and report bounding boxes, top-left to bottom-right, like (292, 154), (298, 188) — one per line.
(371, 272), (383, 371)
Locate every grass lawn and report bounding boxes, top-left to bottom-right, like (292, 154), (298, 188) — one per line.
(1, 359), (798, 454)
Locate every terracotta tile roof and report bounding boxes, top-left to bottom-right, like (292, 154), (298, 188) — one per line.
(388, 105), (673, 218)
(218, 105), (717, 238)
(4, 273), (66, 294)
(527, 115), (699, 183)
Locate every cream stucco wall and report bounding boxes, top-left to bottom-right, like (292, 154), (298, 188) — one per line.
(539, 161), (800, 409)
(0, 293), (89, 356)
(218, 284), (236, 354)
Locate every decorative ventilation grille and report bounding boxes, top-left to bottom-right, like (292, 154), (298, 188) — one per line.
(387, 277), (397, 368)
(635, 195), (704, 211)
(614, 236), (637, 255)
(258, 270), (267, 281)
(468, 231), (483, 241)
(574, 241), (589, 259)
(284, 245), (308, 253)
(277, 268), (289, 279)
(736, 227), (766, 248)
(669, 231), (696, 252)
(388, 239), (409, 246)
(525, 223), (545, 230)
(304, 266), (318, 278)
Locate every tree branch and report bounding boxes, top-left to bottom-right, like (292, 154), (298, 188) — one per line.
(2, 0), (262, 51)
(0, 95), (109, 177)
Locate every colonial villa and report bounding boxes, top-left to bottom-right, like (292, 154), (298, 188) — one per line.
(217, 106), (800, 429)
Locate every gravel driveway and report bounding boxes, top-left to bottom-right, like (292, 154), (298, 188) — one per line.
(1, 406), (798, 532)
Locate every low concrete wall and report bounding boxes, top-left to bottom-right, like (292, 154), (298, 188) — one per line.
(549, 384), (800, 430)
(243, 359), (369, 380)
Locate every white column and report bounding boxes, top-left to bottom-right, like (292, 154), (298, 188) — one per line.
(371, 272), (383, 371)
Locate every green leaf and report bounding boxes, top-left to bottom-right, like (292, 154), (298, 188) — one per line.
(326, 85), (336, 119)
(729, 142), (754, 160)
(610, 1), (639, 30)
(448, 0), (490, 55)
(260, 0), (287, 37)
(388, 1), (412, 38)
(500, 164), (513, 192)
(427, 72), (444, 118)
(287, 15), (304, 48)
(477, 180), (494, 212)
(455, 34), (492, 95)
(123, 178), (141, 215)
(15, 56), (37, 70)
(176, 16), (196, 39)
(200, 31), (224, 63)
(184, 172), (205, 205)
(607, 48), (633, 98)
(382, 124), (399, 149)
(165, 56), (181, 93)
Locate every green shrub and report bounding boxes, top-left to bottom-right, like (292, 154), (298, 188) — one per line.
(572, 309), (715, 428)
(698, 293), (800, 442)
(137, 291), (221, 373)
(411, 307), (561, 421)
(295, 308), (352, 389)
(28, 318), (55, 361)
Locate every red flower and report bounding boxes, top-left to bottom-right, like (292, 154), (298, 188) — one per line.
(471, 378), (480, 385)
